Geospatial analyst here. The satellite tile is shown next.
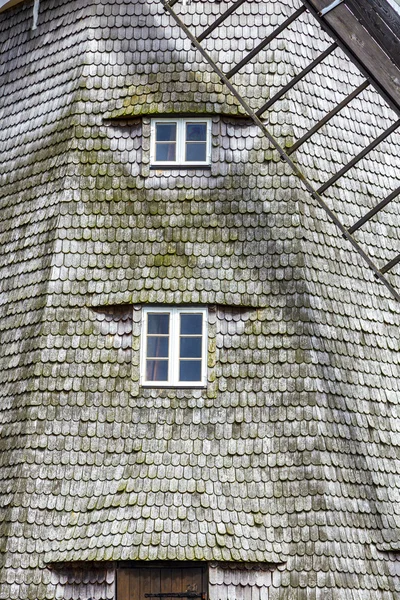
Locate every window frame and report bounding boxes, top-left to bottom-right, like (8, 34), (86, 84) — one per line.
(150, 117), (212, 167)
(140, 306), (208, 387)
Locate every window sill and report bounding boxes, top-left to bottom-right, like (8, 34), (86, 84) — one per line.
(150, 164), (211, 170)
(141, 384), (207, 389)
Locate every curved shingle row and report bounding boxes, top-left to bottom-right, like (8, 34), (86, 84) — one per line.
(1, 0), (400, 598)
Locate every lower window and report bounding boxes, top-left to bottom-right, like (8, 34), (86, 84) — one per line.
(141, 306), (208, 387)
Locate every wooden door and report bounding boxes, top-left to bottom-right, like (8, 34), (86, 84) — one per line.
(117, 564), (208, 600)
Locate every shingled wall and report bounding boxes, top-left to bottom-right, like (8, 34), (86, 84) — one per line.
(0, 0), (94, 597)
(0, 0), (400, 598)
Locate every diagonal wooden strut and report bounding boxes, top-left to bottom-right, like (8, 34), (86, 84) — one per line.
(318, 119), (400, 194)
(287, 80), (370, 155)
(161, 0), (400, 303)
(348, 186), (400, 234)
(197, 0), (247, 42)
(256, 43), (337, 116)
(381, 254), (400, 274)
(226, 6), (307, 79)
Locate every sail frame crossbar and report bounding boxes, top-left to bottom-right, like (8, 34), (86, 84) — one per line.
(197, 0), (247, 42)
(317, 119), (400, 195)
(161, 0), (400, 299)
(348, 186), (400, 234)
(382, 253), (400, 275)
(226, 6), (307, 79)
(256, 42), (338, 116)
(287, 80), (370, 155)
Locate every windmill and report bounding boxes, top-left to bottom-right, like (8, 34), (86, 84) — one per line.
(162, 0), (400, 301)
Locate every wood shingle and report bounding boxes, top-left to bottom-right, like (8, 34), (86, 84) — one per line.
(0, 0), (399, 598)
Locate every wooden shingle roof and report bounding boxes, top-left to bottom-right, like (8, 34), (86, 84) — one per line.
(0, 0), (400, 598)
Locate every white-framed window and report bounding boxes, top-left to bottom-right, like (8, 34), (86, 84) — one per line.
(141, 307), (208, 387)
(150, 118), (212, 166)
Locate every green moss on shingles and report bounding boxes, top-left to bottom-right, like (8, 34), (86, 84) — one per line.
(154, 254), (172, 267)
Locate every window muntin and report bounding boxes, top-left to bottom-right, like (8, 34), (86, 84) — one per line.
(185, 122), (207, 162)
(151, 118), (211, 166)
(145, 312), (170, 381)
(154, 122), (177, 162)
(141, 307), (208, 386)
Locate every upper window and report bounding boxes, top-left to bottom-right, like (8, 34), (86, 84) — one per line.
(150, 118), (212, 167)
(141, 307), (208, 387)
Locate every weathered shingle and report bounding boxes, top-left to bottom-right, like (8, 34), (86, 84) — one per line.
(1, 0), (400, 598)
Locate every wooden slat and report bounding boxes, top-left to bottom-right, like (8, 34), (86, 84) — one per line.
(160, 566), (173, 594)
(197, 0), (247, 42)
(142, 567), (153, 600)
(381, 253), (400, 274)
(226, 6), (307, 79)
(117, 569), (130, 600)
(181, 567), (203, 594)
(303, 0), (400, 115)
(346, 0), (400, 70)
(180, 567), (191, 594)
(317, 119), (400, 194)
(152, 568), (162, 598)
(287, 80), (370, 155)
(348, 186), (400, 234)
(256, 43), (337, 116)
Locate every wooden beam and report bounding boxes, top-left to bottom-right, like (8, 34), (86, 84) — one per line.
(302, 0), (400, 116)
(256, 43), (337, 117)
(346, 0), (400, 70)
(287, 80), (370, 155)
(318, 119), (400, 194)
(348, 186), (400, 234)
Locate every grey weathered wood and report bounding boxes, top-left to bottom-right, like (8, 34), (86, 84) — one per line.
(2, 1), (400, 599)
(287, 80), (370, 155)
(226, 6), (307, 79)
(256, 43), (337, 116)
(346, 0), (400, 69)
(348, 186), (400, 233)
(304, 0), (400, 114)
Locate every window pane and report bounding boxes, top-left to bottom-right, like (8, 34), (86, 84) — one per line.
(156, 143), (176, 162)
(180, 314), (202, 335)
(180, 337), (202, 358)
(179, 360), (202, 382)
(147, 336), (169, 358)
(148, 314), (169, 334)
(186, 122), (207, 141)
(185, 142), (207, 162)
(146, 359), (168, 381)
(156, 123), (177, 141)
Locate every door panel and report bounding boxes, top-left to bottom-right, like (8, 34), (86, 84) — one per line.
(117, 564), (207, 600)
